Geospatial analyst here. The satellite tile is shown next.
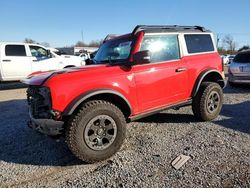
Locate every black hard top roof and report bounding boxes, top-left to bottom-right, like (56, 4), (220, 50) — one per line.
(132, 25), (211, 35)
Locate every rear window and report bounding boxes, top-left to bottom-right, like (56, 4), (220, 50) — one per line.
(185, 34), (214, 54)
(5, 45), (26, 56)
(234, 52), (250, 63)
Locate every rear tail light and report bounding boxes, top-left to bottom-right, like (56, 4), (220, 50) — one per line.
(221, 56), (224, 71)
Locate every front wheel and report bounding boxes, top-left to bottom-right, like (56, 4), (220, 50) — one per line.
(192, 82), (223, 121)
(66, 100), (126, 163)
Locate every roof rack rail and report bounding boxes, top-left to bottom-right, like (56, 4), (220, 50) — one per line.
(132, 25), (208, 34)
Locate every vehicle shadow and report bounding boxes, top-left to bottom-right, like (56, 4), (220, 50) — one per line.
(136, 112), (198, 124)
(1, 98), (249, 167)
(0, 99), (83, 166)
(137, 101), (250, 134)
(0, 82), (27, 90)
(224, 84), (250, 94)
(214, 101), (250, 134)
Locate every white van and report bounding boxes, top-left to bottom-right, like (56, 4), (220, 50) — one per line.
(0, 42), (84, 81)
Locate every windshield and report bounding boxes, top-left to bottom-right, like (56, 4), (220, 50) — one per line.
(94, 38), (133, 64)
(234, 52), (250, 63)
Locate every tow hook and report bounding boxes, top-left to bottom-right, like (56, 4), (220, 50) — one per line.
(50, 110), (62, 120)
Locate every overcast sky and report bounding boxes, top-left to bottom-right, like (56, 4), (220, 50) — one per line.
(0, 0), (250, 48)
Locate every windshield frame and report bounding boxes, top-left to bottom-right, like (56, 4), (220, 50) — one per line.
(93, 35), (135, 64)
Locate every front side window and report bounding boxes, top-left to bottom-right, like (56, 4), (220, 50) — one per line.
(29, 45), (49, 60)
(185, 34), (214, 54)
(5, 45), (26, 56)
(94, 38), (133, 64)
(140, 35), (180, 63)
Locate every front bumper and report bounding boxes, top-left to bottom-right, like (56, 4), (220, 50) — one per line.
(28, 111), (64, 136)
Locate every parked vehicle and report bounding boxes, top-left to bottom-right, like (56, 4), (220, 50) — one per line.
(221, 54), (235, 65)
(228, 50), (250, 85)
(0, 42), (84, 81)
(24, 25), (225, 163)
(48, 48), (85, 66)
(228, 55), (235, 64)
(84, 50), (98, 65)
(74, 47), (98, 56)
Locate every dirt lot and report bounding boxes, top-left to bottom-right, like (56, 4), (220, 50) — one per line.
(0, 83), (249, 187)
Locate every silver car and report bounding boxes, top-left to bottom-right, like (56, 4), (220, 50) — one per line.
(228, 50), (250, 85)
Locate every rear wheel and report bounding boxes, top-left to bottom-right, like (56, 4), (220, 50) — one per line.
(66, 100), (126, 163)
(192, 82), (223, 121)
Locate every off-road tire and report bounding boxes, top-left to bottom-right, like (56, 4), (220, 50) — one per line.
(66, 100), (126, 163)
(192, 82), (223, 121)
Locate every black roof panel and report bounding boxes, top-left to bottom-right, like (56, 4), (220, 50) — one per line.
(132, 25), (211, 34)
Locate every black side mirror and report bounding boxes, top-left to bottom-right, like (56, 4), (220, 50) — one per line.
(133, 50), (151, 64)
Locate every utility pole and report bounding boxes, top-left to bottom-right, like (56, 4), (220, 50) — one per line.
(81, 30), (84, 44)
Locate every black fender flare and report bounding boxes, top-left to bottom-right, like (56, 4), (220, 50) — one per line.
(192, 69), (225, 97)
(63, 89), (132, 115)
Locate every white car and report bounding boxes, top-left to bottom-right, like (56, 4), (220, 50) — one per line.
(48, 48), (85, 66)
(0, 42), (84, 81)
(228, 50), (250, 85)
(222, 54), (235, 65)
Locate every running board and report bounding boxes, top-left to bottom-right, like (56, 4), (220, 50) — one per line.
(129, 100), (192, 121)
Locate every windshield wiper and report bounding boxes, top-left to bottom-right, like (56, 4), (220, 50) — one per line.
(108, 56), (113, 65)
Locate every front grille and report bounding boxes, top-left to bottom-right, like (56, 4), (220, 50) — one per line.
(27, 86), (52, 119)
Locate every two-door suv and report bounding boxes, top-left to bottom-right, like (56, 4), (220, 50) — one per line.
(24, 25), (225, 163)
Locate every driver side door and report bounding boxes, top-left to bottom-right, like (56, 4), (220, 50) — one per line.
(133, 34), (189, 113)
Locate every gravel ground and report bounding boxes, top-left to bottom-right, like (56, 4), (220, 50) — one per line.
(0, 83), (249, 187)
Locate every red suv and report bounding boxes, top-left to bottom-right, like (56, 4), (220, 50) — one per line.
(24, 25), (225, 163)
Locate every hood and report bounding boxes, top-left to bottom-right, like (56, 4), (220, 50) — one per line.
(22, 64), (106, 86)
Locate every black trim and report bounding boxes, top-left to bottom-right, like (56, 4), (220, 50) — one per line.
(63, 89), (132, 115)
(191, 69), (225, 97)
(129, 100), (192, 121)
(132, 25), (209, 35)
(40, 70), (67, 86)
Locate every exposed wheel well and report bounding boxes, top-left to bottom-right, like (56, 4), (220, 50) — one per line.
(86, 93), (131, 118)
(192, 71), (225, 97)
(202, 72), (224, 87)
(66, 93), (132, 120)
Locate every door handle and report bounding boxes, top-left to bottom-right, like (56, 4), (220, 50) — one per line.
(32, 59), (38, 62)
(176, 68), (187, 72)
(2, 59), (11, 62)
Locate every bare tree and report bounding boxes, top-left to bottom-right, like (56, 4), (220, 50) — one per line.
(40, 42), (50, 47)
(24, 38), (36, 43)
(75, 41), (86, 47)
(88, 40), (102, 47)
(23, 38), (50, 47)
(223, 35), (237, 54)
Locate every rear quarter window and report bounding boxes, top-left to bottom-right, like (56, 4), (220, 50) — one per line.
(5, 45), (26, 56)
(234, 52), (250, 63)
(185, 34), (214, 54)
